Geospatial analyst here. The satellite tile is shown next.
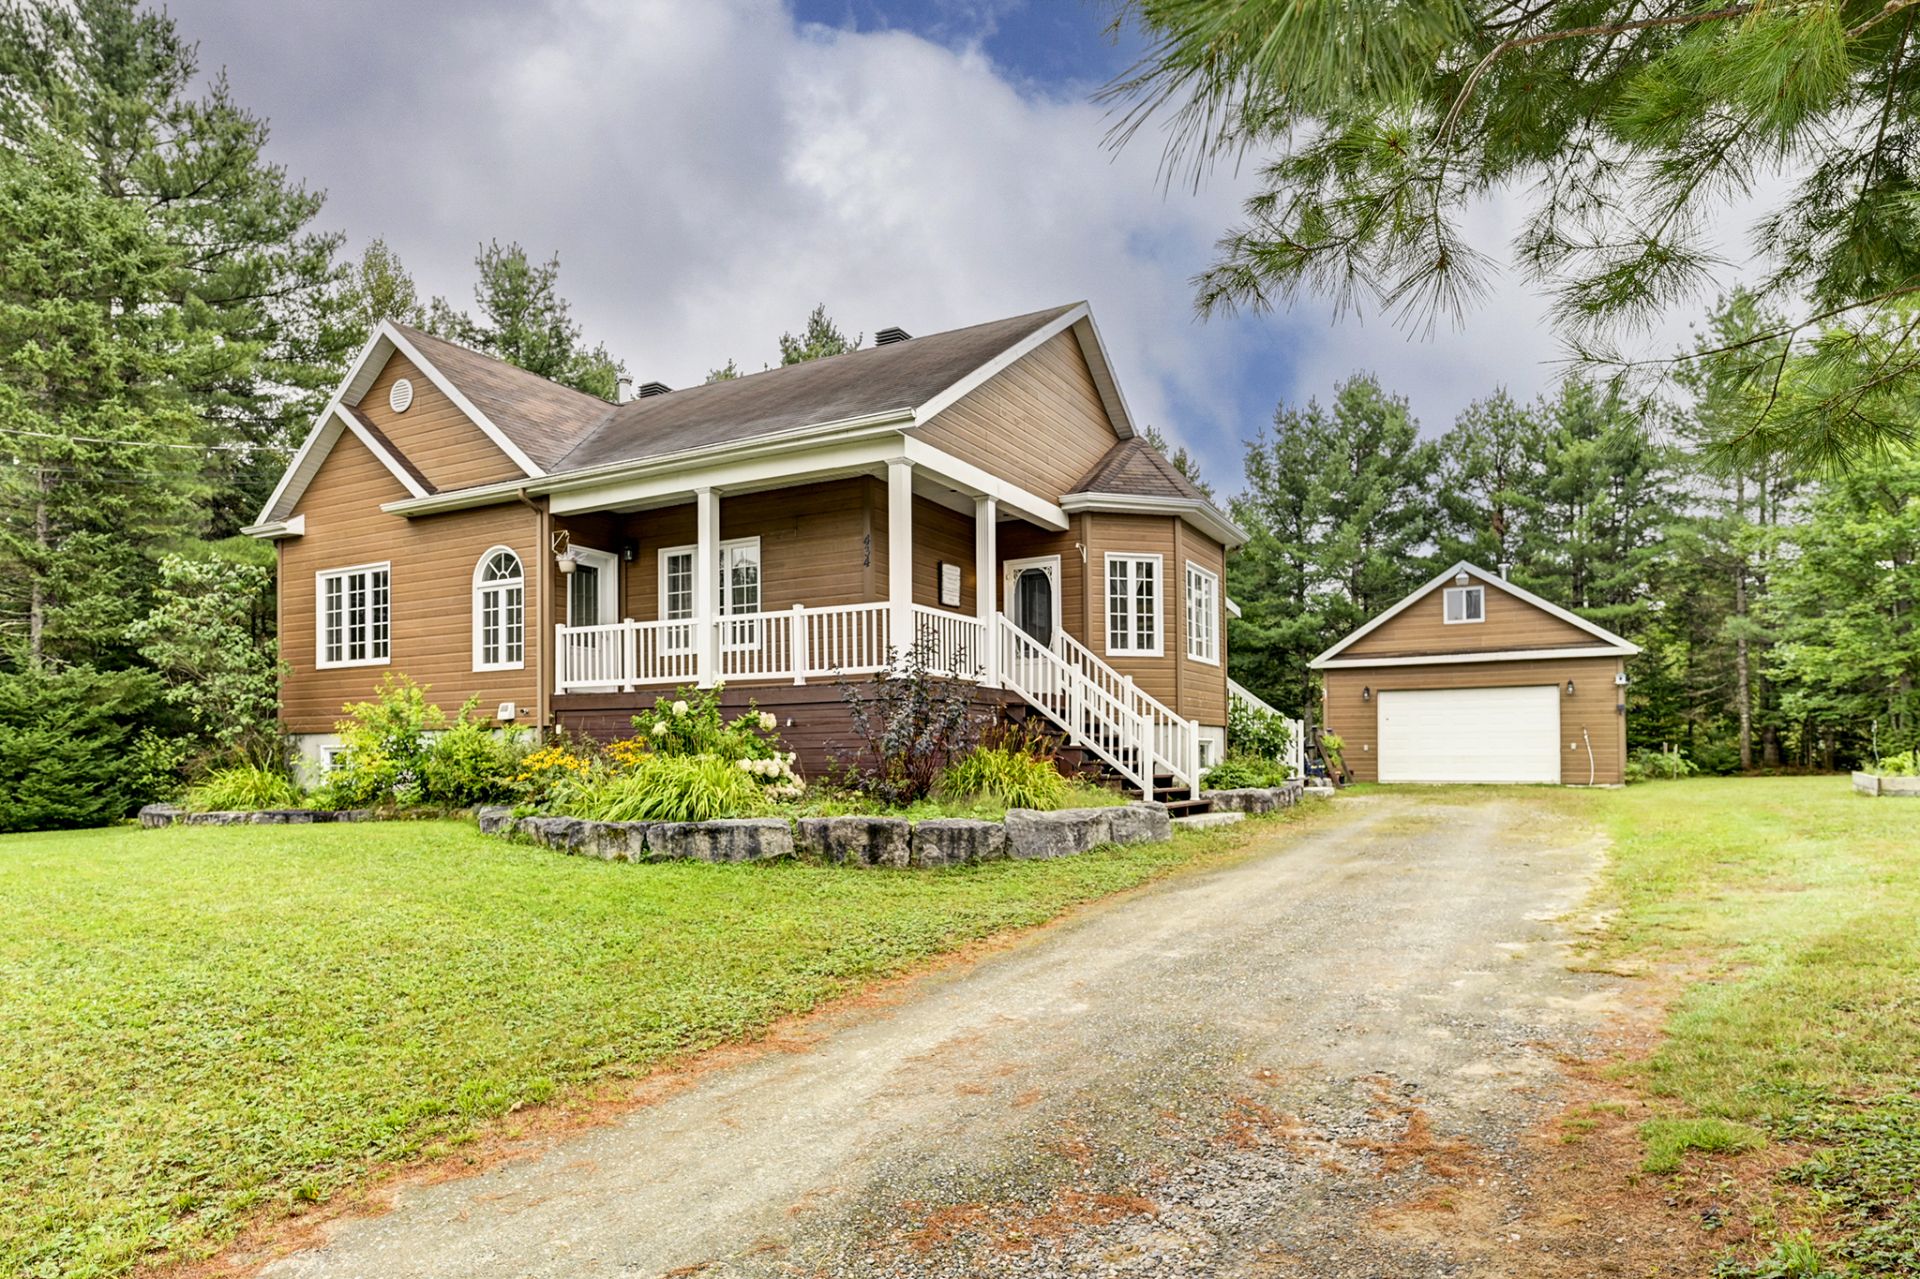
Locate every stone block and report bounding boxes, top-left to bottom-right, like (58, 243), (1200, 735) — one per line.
(1003, 807), (1115, 860)
(137, 804), (181, 829)
(526, 815), (587, 852)
(647, 818), (795, 863)
(184, 811), (245, 826)
(581, 821), (646, 861)
(1202, 787), (1279, 815)
(474, 805), (515, 835)
(795, 816), (912, 867)
(911, 818), (1006, 867)
(1107, 802), (1172, 846)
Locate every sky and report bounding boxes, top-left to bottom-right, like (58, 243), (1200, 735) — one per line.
(158, 0), (1703, 492)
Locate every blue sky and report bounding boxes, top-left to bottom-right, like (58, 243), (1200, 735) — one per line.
(162, 0), (1600, 494)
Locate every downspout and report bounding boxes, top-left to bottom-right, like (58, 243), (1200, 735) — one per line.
(517, 487), (550, 737)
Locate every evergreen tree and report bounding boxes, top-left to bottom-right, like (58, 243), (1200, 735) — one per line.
(0, 0), (345, 535)
(329, 238), (425, 355)
(1142, 425), (1214, 498)
(1434, 390), (1544, 571)
(0, 136), (218, 668)
(1109, 0), (1920, 468)
(1228, 374), (1437, 714)
(429, 241), (625, 400)
(778, 304), (860, 364)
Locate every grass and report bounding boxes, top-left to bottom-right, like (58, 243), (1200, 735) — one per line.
(1592, 776), (1920, 1275)
(0, 808), (1291, 1279)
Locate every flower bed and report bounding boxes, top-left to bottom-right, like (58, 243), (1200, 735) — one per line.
(1851, 772), (1920, 797)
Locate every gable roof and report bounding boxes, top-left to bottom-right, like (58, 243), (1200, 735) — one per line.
(1308, 561), (1639, 669)
(1059, 437), (1249, 548)
(253, 302), (1154, 528)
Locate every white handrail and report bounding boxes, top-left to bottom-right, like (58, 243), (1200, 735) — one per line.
(1055, 631), (1196, 789)
(912, 604), (984, 679)
(996, 615), (1151, 795)
(801, 602), (890, 676)
(556, 602), (893, 693)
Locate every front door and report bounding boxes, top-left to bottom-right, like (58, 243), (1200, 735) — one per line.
(1002, 556), (1061, 647)
(567, 546), (619, 627)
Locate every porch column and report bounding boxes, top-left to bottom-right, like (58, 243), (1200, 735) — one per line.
(887, 458), (914, 666)
(694, 485), (719, 688)
(975, 494), (998, 686)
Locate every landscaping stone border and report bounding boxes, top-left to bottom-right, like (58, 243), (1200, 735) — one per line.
(1852, 771), (1920, 797)
(477, 781), (1315, 869)
(138, 804), (376, 827)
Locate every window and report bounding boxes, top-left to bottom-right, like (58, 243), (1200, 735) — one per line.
(1105, 553), (1161, 657)
(1185, 562), (1219, 664)
(473, 547), (525, 670)
(660, 537), (761, 651)
(316, 562), (390, 668)
(1444, 585), (1485, 624)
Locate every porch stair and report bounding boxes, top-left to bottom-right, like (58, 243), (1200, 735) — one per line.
(993, 614), (1210, 811)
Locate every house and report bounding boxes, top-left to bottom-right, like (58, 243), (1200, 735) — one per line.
(244, 303), (1247, 799)
(1309, 563), (1637, 785)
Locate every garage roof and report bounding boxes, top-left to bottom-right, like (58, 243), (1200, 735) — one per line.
(1309, 561), (1639, 669)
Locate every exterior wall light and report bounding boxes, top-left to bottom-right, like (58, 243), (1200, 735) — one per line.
(1565, 679), (1576, 696)
(1454, 569), (1470, 585)
(1361, 686), (1372, 703)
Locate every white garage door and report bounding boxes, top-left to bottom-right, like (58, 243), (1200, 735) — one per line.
(1377, 685), (1561, 784)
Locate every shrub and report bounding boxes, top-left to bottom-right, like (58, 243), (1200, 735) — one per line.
(1626, 747), (1698, 782)
(1227, 695), (1293, 761)
(185, 765), (304, 812)
(0, 666), (160, 831)
(1202, 752), (1292, 790)
(514, 741), (596, 805)
(939, 745), (1069, 810)
(1870, 750), (1919, 777)
(838, 638), (979, 804)
(552, 753), (769, 822)
(420, 716), (530, 806)
(1319, 732), (1346, 777)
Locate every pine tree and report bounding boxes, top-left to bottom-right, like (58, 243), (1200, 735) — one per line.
(329, 238), (425, 355)
(1434, 390), (1544, 571)
(1142, 426), (1214, 498)
(0, 0), (346, 535)
(429, 241), (626, 400)
(778, 305), (860, 364)
(0, 136), (218, 668)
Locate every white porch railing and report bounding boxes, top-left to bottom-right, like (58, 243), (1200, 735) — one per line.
(996, 614), (1153, 795)
(912, 604), (985, 679)
(1056, 631), (1197, 791)
(556, 601), (893, 692)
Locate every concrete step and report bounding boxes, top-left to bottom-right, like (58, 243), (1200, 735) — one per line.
(1172, 811), (1244, 829)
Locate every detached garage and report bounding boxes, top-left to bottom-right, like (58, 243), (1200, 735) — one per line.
(1311, 563), (1637, 786)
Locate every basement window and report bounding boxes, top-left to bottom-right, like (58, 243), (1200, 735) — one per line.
(1444, 585), (1485, 624)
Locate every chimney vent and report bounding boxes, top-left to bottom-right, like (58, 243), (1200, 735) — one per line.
(615, 374), (634, 404)
(637, 381), (672, 399)
(875, 326), (912, 346)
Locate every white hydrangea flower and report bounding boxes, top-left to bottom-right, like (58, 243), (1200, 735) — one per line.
(736, 757), (753, 772)
(759, 711), (777, 732)
(651, 722), (668, 738)
(671, 700), (689, 717)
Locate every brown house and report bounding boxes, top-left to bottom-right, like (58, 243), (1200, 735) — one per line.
(245, 303), (1247, 798)
(1310, 563), (1637, 785)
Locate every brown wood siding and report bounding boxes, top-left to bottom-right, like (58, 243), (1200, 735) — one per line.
(998, 517), (1087, 647)
(356, 351), (527, 492)
(1175, 526), (1229, 727)
(908, 496), (977, 614)
(280, 432), (540, 733)
(1086, 513), (1178, 713)
(1344, 573), (1595, 658)
(1322, 656), (1628, 785)
(912, 330), (1121, 499)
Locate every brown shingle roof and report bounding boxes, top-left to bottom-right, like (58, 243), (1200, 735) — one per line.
(553, 304), (1080, 472)
(391, 324), (617, 472)
(1067, 437), (1209, 502)
(343, 406), (435, 494)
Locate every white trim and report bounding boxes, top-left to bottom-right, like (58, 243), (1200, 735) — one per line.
(898, 437), (1069, 530)
(240, 514), (305, 540)
(1059, 490), (1248, 549)
(912, 304), (1091, 427)
(662, 536), (762, 651)
(1103, 552), (1164, 659)
(315, 560), (392, 670)
(564, 545), (619, 628)
(378, 324), (546, 478)
(1443, 585), (1485, 625)
(1314, 645), (1635, 670)
(471, 545), (526, 672)
(1225, 595), (1242, 620)
(1185, 561), (1220, 666)
(1068, 311), (1138, 442)
(1308, 561), (1641, 668)
(658, 544), (696, 649)
(1003, 555), (1063, 643)
(252, 403), (431, 530)
(544, 428), (907, 516)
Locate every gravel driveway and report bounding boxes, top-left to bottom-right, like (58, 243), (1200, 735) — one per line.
(259, 791), (1619, 1278)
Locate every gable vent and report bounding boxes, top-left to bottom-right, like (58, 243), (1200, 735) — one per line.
(388, 378), (414, 414)
(875, 326), (912, 346)
(637, 381), (672, 398)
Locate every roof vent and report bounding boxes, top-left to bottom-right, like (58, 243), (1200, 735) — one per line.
(637, 381), (672, 398)
(875, 326), (912, 346)
(388, 378), (414, 414)
(615, 374), (634, 404)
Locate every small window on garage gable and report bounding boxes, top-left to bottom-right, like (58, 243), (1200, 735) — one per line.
(1444, 584), (1485, 624)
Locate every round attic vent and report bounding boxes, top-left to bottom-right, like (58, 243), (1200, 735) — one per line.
(389, 378), (414, 414)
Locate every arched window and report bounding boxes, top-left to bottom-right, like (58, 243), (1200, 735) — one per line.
(473, 547), (525, 671)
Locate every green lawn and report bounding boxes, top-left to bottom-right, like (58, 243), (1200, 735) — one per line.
(0, 814), (1283, 1279)
(1595, 777), (1920, 1276)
